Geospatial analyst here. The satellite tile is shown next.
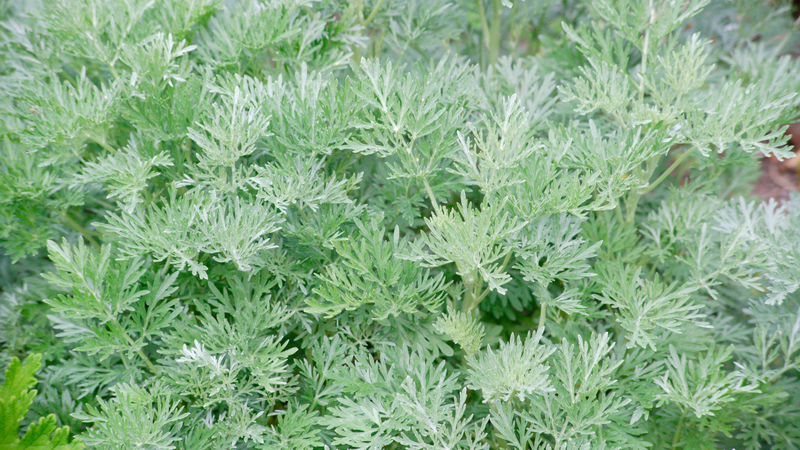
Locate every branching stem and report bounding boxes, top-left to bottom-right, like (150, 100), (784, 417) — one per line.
(108, 312), (159, 375)
(462, 280), (483, 314)
(625, 149), (693, 223)
(640, 149), (694, 195)
(474, 251), (513, 305)
(613, 110), (628, 129)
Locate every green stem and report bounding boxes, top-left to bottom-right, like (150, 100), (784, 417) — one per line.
(462, 277), (483, 314)
(613, 110), (628, 129)
(157, 255), (173, 278)
(409, 41), (431, 63)
(624, 191), (643, 224)
(614, 327), (627, 360)
(110, 314), (159, 375)
(105, 61), (120, 82)
(372, 29), (387, 58)
(488, 0), (503, 67)
(615, 202), (624, 224)
(647, 261), (658, 280)
(58, 211), (101, 250)
(474, 251), (513, 304)
(395, 41), (410, 66)
(772, 14), (800, 56)
(363, 0), (386, 27)
(475, 0), (491, 67)
(671, 410), (686, 448)
(498, 251), (512, 273)
(60, 70), (78, 87)
(537, 301), (547, 332)
(422, 178), (441, 214)
(475, 286), (492, 305)
(640, 149), (694, 195)
(638, 0), (653, 102)
(85, 134), (116, 153)
(624, 148), (690, 224)
(130, 335), (159, 374)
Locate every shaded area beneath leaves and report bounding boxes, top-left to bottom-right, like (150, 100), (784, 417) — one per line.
(751, 123), (800, 200)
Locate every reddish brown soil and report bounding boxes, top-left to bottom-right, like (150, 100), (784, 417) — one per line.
(753, 0), (799, 200)
(751, 123), (800, 201)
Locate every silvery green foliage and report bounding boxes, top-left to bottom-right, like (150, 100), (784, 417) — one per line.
(434, 306), (485, 355)
(321, 344), (489, 450)
(713, 196), (800, 306)
(72, 381), (195, 450)
(308, 215), (449, 320)
(73, 138), (173, 214)
(489, 332), (633, 450)
(402, 193), (524, 298)
(1, 0), (800, 449)
(512, 214), (599, 287)
(653, 344), (759, 418)
(466, 329), (554, 403)
(595, 262), (709, 351)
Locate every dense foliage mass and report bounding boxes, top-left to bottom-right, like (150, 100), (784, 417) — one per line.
(1, 0), (800, 448)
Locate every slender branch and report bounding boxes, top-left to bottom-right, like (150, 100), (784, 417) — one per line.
(612, 110), (628, 129)
(60, 70), (78, 87)
(57, 211), (101, 250)
(105, 61), (120, 82)
(537, 301), (547, 332)
(108, 313), (160, 375)
(422, 178), (441, 214)
(498, 250), (512, 273)
(475, 286), (492, 305)
(671, 409), (686, 448)
(372, 29), (387, 58)
(647, 261), (659, 280)
(488, 0), (503, 67)
(409, 41), (432, 63)
(614, 327), (627, 361)
(363, 0), (386, 27)
(640, 149), (694, 195)
(625, 149), (691, 223)
(122, 328), (159, 374)
(615, 201), (625, 224)
(463, 280), (483, 314)
(624, 192), (642, 224)
(771, 13), (800, 56)
(394, 41), (411, 66)
(474, 251), (513, 304)
(638, 0), (653, 102)
(84, 134), (116, 153)
(475, 0), (491, 64)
